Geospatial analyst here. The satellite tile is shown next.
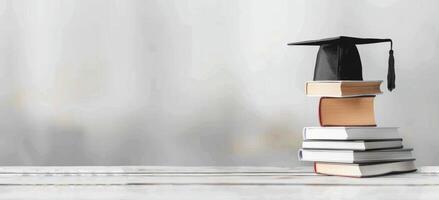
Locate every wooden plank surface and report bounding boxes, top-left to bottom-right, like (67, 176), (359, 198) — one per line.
(0, 166), (436, 199)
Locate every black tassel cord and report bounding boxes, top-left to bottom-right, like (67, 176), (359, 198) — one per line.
(387, 40), (395, 91)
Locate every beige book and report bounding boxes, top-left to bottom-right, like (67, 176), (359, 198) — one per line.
(306, 81), (382, 97)
(319, 96), (376, 126)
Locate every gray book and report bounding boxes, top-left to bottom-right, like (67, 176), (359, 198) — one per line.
(303, 127), (399, 140)
(314, 160), (416, 177)
(302, 139), (403, 150)
(298, 148), (413, 163)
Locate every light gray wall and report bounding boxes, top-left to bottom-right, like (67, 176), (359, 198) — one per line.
(0, 0), (437, 166)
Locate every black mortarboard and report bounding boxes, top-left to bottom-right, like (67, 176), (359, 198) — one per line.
(288, 36), (395, 91)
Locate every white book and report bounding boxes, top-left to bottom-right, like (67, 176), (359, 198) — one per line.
(298, 148), (413, 163)
(302, 139), (403, 150)
(303, 127), (399, 140)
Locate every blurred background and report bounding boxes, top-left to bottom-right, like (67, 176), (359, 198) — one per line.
(0, 0), (437, 166)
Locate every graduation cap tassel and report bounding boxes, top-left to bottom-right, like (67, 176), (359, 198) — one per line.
(387, 40), (395, 91)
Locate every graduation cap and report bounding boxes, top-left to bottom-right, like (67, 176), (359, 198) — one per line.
(288, 36), (395, 91)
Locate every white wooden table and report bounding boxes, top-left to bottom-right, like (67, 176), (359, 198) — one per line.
(0, 166), (437, 199)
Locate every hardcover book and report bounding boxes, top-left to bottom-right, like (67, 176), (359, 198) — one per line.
(302, 127), (400, 140)
(302, 139), (403, 150)
(306, 81), (382, 97)
(319, 96), (376, 126)
(298, 148), (413, 163)
(314, 160), (416, 177)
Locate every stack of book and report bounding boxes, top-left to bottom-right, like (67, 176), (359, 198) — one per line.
(298, 81), (416, 177)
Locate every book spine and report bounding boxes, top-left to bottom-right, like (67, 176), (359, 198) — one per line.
(318, 96), (378, 127)
(318, 97), (323, 126)
(305, 82), (309, 96)
(302, 127), (307, 140)
(313, 162), (317, 173)
(297, 149), (303, 161)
